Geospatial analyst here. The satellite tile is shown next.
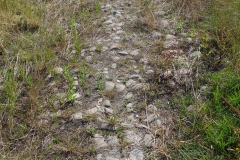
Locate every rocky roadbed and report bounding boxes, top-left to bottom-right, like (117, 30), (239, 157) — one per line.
(40, 1), (202, 159)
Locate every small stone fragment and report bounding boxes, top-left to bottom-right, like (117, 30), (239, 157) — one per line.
(103, 100), (111, 107)
(147, 104), (157, 112)
(105, 108), (113, 114)
(155, 119), (162, 127)
(146, 70), (154, 74)
(126, 103), (133, 112)
(86, 56), (92, 62)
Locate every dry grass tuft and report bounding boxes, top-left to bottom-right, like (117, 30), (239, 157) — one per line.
(172, 0), (209, 22)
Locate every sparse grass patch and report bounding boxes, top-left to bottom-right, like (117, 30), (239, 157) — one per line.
(0, 0), (101, 159)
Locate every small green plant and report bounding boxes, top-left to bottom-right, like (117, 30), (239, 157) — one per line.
(52, 115), (58, 123)
(78, 61), (91, 87)
(108, 116), (117, 126)
(53, 137), (59, 143)
(89, 145), (97, 156)
(95, 1), (101, 13)
(107, 77), (113, 81)
(123, 99), (131, 106)
(174, 17), (186, 32)
(66, 88), (76, 102)
(96, 73), (104, 90)
(84, 126), (97, 136)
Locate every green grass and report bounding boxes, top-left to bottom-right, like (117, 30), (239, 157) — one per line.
(170, 0), (240, 159)
(172, 70), (240, 158)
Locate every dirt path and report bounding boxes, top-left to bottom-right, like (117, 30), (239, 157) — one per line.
(41, 1), (200, 159)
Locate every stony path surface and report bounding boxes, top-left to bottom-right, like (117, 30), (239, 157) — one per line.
(41, 1), (200, 159)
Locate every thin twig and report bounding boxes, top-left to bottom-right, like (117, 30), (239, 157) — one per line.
(222, 96), (240, 115)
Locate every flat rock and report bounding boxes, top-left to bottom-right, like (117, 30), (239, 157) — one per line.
(106, 157), (119, 160)
(86, 56), (92, 62)
(71, 112), (83, 120)
(110, 44), (120, 50)
(105, 81), (115, 91)
(96, 154), (103, 160)
(112, 56), (120, 62)
(129, 148), (144, 160)
(121, 122), (134, 128)
(143, 114), (158, 123)
(155, 119), (162, 127)
(105, 108), (113, 114)
(113, 36), (121, 40)
(132, 83), (145, 90)
(163, 40), (179, 48)
(87, 107), (99, 115)
(93, 134), (108, 149)
(116, 83), (126, 92)
(146, 70), (154, 74)
(175, 68), (192, 75)
(104, 19), (113, 25)
(123, 92), (133, 99)
(126, 79), (136, 87)
(124, 130), (141, 145)
(111, 63), (117, 69)
(144, 134), (154, 147)
(129, 74), (139, 79)
(166, 34), (177, 40)
(160, 19), (169, 28)
(152, 31), (162, 39)
(106, 136), (119, 145)
(139, 58), (148, 64)
(117, 51), (128, 55)
(189, 51), (202, 58)
(130, 50), (139, 56)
